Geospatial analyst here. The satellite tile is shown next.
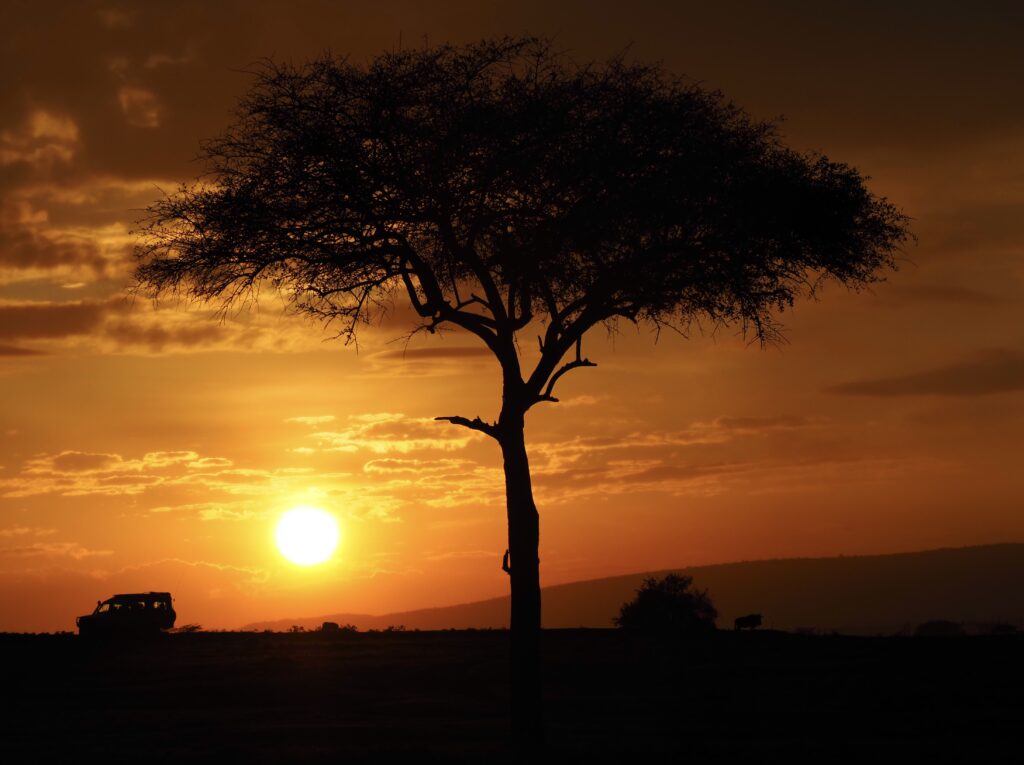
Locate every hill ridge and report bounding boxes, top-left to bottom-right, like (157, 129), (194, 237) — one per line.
(243, 542), (1024, 635)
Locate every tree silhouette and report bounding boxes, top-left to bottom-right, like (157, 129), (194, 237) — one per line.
(615, 574), (717, 634)
(134, 37), (909, 745)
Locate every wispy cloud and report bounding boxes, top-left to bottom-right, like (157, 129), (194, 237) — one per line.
(284, 415), (336, 426)
(147, 500), (265, 522)
(362, 458), (471, 475)
(0, 541), (112, 560)
(1, 449), (252, 498)
(0, 526), (57, 538)
(373, 347), (491, 361)
(306, 413), (481, 454)
(886, 284), (1012, 306)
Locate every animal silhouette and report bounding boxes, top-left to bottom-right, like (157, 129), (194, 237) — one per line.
(734, 613), (763, 631)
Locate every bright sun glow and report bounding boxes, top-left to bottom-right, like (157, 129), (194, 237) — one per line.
(275, 506), (340, 565)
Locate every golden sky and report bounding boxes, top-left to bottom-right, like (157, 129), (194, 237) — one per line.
(2, 1), (1023, 631)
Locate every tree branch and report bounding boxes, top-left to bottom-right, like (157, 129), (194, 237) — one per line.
(524, 300), (608, 400)
(437, 218), (508, 327)
(532, 336), (597, 406)
(434, 415), (500, 440)
(400, 268), (435, 318)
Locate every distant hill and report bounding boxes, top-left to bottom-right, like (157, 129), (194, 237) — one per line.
(243, 543), (1024, 635)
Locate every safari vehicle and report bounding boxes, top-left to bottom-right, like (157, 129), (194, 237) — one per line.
(76, 592), (176, 637)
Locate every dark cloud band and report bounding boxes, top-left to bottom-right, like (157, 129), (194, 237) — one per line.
(826, 350), (1024, 397)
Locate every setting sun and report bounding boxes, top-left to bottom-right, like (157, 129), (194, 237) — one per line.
(275, 506), (340, 565)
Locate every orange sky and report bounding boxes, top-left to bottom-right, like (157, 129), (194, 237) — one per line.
(2, 1), (1023, 632)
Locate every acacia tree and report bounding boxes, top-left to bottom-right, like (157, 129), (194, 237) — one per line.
(134, 37), (908, 744)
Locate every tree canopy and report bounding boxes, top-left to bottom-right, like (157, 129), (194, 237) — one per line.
(136, 37), (908, 421)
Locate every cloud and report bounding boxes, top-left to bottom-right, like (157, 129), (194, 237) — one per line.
(0, 180), (171, 284)
(0, 296), (287, 355)
(307, 412), (481, 454)
(887, 284), (1011, 306)
(0, 110), (79, 167)
(363, 458), (471, 475)
(825, 350), (1024, 397)
(101, 318), (228, 350)
(423, 548), (495, 562)
(145, 499), (264, 522)
(197, 507), (258, 521)
(518, 413), (844, 505)
(612, 460), (742, 486)
(0, 344), (44, 356)
(529, 447), (939, 506)
(0, 299), (116, 340)
(90, 300), (363, 355)
(188, 457), (233, 469)
(285, 415), (336, 426)
(96, 8), (134, 29)
(0, 446), (358, 508)
(374, 347), (492, 361)
(356, 344), (496, 378)
(0, 526), (56, 538)
(0, 541), (112, 560)
(529, 414), (811, 463)
(707, 415), (811, 431)
(118, 86), (163, 128)
(144, 44), (197, 69)
(559, 394), (605, 408)
(0, 209), (109, 276)
(530, 456), (743, 496)
(1, 449), (248, 498)
(50, 451), (121, 472)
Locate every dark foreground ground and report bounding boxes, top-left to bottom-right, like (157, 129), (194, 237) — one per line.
(1, 629), (1021, 762)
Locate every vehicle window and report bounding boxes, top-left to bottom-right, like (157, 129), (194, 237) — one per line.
(97, 603), (110, 613)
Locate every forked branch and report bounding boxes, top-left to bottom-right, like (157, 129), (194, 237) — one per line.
(533, 337), (597, 406)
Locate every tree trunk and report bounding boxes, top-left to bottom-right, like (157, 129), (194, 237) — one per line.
(499, 413), (544, 748)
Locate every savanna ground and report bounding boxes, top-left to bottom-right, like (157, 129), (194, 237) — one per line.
(1, 629), (1020, 762)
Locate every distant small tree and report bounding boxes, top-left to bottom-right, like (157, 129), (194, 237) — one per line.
(615, 574), (717, 634)
(914, 620), (965, 638)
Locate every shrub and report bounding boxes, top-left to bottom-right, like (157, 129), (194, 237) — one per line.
(615, 574), (717, 634)
(988, 623), (1018, 636)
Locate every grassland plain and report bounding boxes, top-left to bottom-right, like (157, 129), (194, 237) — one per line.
(1, 629), (1021, 762)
